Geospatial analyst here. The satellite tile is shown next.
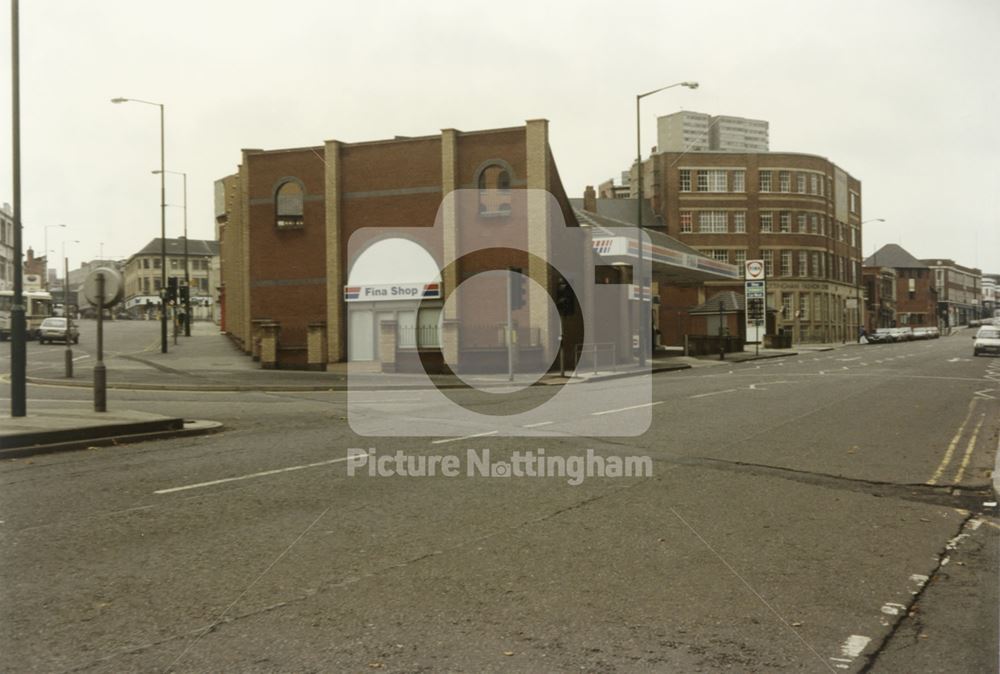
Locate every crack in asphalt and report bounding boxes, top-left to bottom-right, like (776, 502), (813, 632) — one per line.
(855, 512), (978, 673)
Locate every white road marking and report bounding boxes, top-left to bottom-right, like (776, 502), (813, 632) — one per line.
(72, 354), (91, 362)
(840, 635), (871, 658)
(880, 602), (907, 615)
(431, 430), (499, 444)
(973, 388), (996, 399)
(154, 456), (357, 494)
(522, 421), (554, 428)
(591, 401), (663, 415)
(836, 357), (861, 362)
(689, 389), (738, 399)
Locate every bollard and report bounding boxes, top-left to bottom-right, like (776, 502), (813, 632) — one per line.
(64, 346), (73, 378)
(94, 272), (107, 412)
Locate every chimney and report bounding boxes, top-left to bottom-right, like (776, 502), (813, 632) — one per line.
(583, 185), (597, 213)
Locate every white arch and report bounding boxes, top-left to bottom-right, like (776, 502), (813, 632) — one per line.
(348, 237), (440, 286)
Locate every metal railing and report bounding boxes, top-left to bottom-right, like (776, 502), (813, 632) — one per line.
(575, 342), (617, 374)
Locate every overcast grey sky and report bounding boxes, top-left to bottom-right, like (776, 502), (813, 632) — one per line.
(1, 0), (998, 273)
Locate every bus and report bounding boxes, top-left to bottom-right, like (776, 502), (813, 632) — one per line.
(0, 289), (54, 340)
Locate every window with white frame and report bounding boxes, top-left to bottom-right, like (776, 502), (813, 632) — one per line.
(734, 249), (747, 267)
(732, 170), (745, 192)
(781, 292), (793, 319)
(698, 211), (727, 233)
(810, 174), (818, 194)
(707, 170), (727, 192)
(733, 211), (746, 233)
(810, 214), (818, 234)
(760, 212), (773, 233)
(705, 249), (729, 262)
(812, 252), (820, 277)
(781, 251), (792, 276)
(696, 171), (709, 191)
(779, 171), (791, 193)
(799, 294), (810, 320)
(838, 257), (845, 280)
(849, 192), (858, 213)
(679, 212), (693, 233)
(797, 213), (807, 232)
(679, 169), (691, 192)
(763, 250), (773, 277)
(851, 227), (857, 247)
(798, 251), (808, 277)
(796, 174), (806, 193)
(779, 212), (791, 232)
(759, 171), (772, 192)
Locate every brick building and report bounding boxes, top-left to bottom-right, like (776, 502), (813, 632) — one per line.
(217, 121), (584, 371)
(628, 151), (864, 343)
(0, 203), (13, 291)
(863, 244), (938, 328)
(921, 259), (981, 328)
(861, 265), (897, 330)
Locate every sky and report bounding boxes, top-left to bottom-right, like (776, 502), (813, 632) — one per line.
(1, 0), (998, 274)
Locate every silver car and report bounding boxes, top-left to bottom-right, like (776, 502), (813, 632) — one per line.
(38, 317), (80, 344)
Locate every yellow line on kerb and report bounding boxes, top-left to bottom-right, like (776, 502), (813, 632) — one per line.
(927, 398), (978, 485)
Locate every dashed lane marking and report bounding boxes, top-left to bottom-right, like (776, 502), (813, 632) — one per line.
(591, 401), (663, 416)
(154, 456), (358, 494)
(689, 389), (738, 399)
(431, 430), (499, 444)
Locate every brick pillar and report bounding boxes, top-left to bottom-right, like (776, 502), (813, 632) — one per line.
(307, 321), (327, 371)
(441, 319), (459, 373)
(378, 319), (397, 373)
(251, 319), (269, 361)
(260, 322), (280, 370)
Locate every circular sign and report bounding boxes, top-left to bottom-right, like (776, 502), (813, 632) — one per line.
(83, 267), (124, 308)
(745, 260), (765, 280)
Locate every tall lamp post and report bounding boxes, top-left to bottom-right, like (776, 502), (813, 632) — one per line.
(10, 0), (26, 416)
(42, 223), (65, 289)
(153, 169), (190, 336)
(636, 80), (698, 366)
(61, 237), (79, 377)
(111, 96), (167, 353)
(856, 217), (885, 337)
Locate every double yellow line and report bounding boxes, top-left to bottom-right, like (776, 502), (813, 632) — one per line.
(927, 398), (988, 485)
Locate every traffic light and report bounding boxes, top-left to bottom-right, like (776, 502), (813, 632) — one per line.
(555, 277), (575, 317)
(166, 277), (178, 304)
(509, 267), (526, 310)
(180, 285), (190, 303)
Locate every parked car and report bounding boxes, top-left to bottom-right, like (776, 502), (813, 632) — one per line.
(38, 317), (79, 344)
(926, 326), (941, 339)
(868, 328), (896, 344)
(890, 327), (914, 342)
(973, 326), (1000, 357)
(912, 327), (930, 339)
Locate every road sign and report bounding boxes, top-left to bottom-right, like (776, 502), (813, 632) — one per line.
(744, 261), (766, 344)
(83, 268), (124, 308)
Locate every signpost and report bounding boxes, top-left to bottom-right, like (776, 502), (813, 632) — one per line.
(83, 267), (124, 412)
(744, 259), (766, 356)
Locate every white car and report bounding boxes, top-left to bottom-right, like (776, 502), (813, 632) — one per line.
(973, 326), (1000, 357)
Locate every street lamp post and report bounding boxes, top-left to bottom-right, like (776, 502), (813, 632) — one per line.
(42, 224), (65, 289)
(112, 96), (167, 353)
(10, 0), (26, 416)
(62, 237), (79, 377)
(153, 169), (190, 336)
(635, 81), (698, 366)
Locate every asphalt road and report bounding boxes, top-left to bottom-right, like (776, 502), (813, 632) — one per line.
(1, 324), (998, 672)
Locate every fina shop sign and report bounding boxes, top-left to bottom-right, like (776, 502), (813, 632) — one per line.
(343, 282), (441, 302)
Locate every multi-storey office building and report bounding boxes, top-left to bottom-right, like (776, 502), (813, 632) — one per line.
(983, 274), (998, 319)
(636, 151), (864, 343)
(922, 259), (981, 327)
(123, 238), (220, 319)
(656, 111), (769, 154)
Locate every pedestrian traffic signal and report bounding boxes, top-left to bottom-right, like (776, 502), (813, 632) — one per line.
(180, 285), (189, 303)
(509, 267), (526, 310)
(555, 277), (575, 316)
(165, 277), (178, 303)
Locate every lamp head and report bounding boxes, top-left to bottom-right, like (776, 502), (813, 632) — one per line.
(682, 81), (699, 89)
(110, 97), (128, 104)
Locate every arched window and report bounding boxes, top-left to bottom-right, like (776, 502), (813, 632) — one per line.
(476, 162), (513, 215)
(275, 180), (304, 228)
